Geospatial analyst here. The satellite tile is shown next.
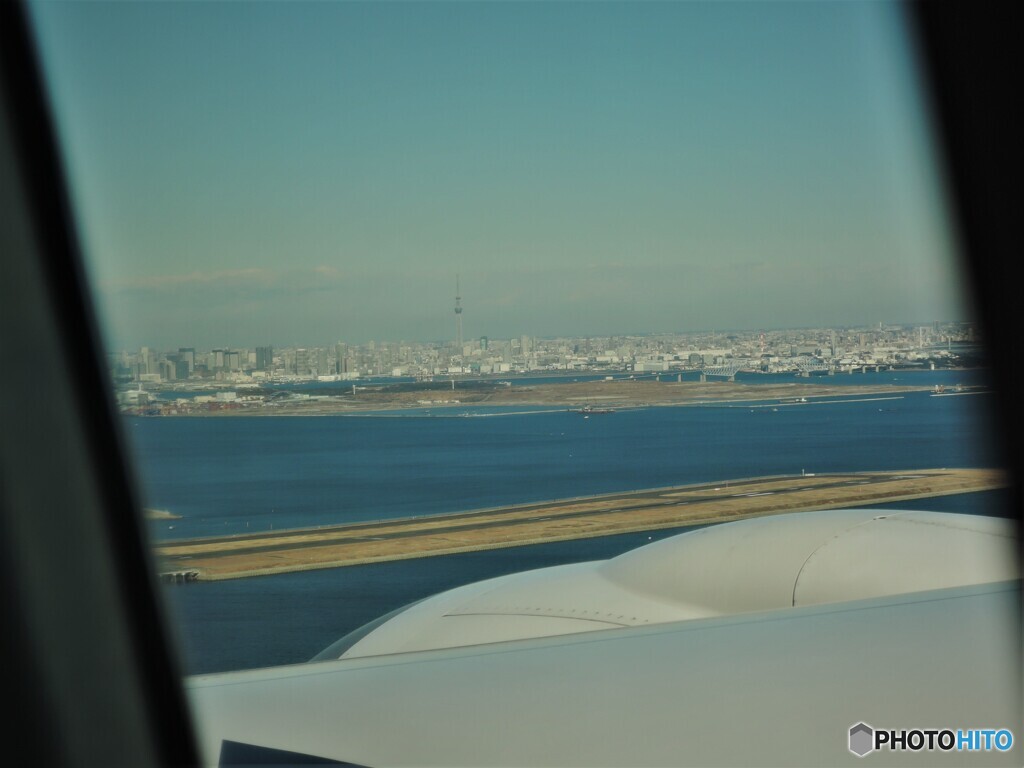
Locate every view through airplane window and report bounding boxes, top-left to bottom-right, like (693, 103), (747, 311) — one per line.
(27, 0), (1008, 683)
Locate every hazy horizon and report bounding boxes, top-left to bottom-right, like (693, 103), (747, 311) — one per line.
(30, 1), (968, 350)
(114, 316), (973, 356)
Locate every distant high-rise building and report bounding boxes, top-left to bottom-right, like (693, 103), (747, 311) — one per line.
(256, 346), (273, 370)
(158, 359), (175, 381)
(479, 336), (488, 351)
(139, 346), (155, 375)
(294, 348), (311, 375)
(178, 347), (195, 374)
(335, 343), (347, 374)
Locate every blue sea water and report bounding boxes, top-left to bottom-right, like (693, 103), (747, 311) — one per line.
(131, 388), (995, 542)
(134, 387), (1006, 674)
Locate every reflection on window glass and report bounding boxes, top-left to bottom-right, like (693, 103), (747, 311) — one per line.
(28, 1), (1006, 676)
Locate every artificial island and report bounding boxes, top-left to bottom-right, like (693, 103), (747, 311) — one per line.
(157, 467), (1005, 581)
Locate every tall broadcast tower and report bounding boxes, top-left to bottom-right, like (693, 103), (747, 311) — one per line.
(454, 274), (463, 350)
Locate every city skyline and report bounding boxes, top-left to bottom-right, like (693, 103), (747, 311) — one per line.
(117, 317), (975, 357)
(30, 2), (967, 351)
(112, 320), (979, 390)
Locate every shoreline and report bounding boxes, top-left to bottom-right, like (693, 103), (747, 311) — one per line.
(134, 381), (964, 417)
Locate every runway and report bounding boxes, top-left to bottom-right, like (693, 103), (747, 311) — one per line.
(155, 467), (1006, 581)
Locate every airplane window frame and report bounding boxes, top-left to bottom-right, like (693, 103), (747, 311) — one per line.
(0, 0), (1017, 764)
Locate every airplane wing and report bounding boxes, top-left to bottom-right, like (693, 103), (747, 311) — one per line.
(187, 510), (1020, 766)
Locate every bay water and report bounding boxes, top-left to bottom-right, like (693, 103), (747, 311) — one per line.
(127, 380), (1006, 673)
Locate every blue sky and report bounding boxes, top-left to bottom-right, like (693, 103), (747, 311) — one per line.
(29, 1), (964, 349)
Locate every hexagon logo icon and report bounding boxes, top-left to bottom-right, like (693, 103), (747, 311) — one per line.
(849, 722), (874, 757)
